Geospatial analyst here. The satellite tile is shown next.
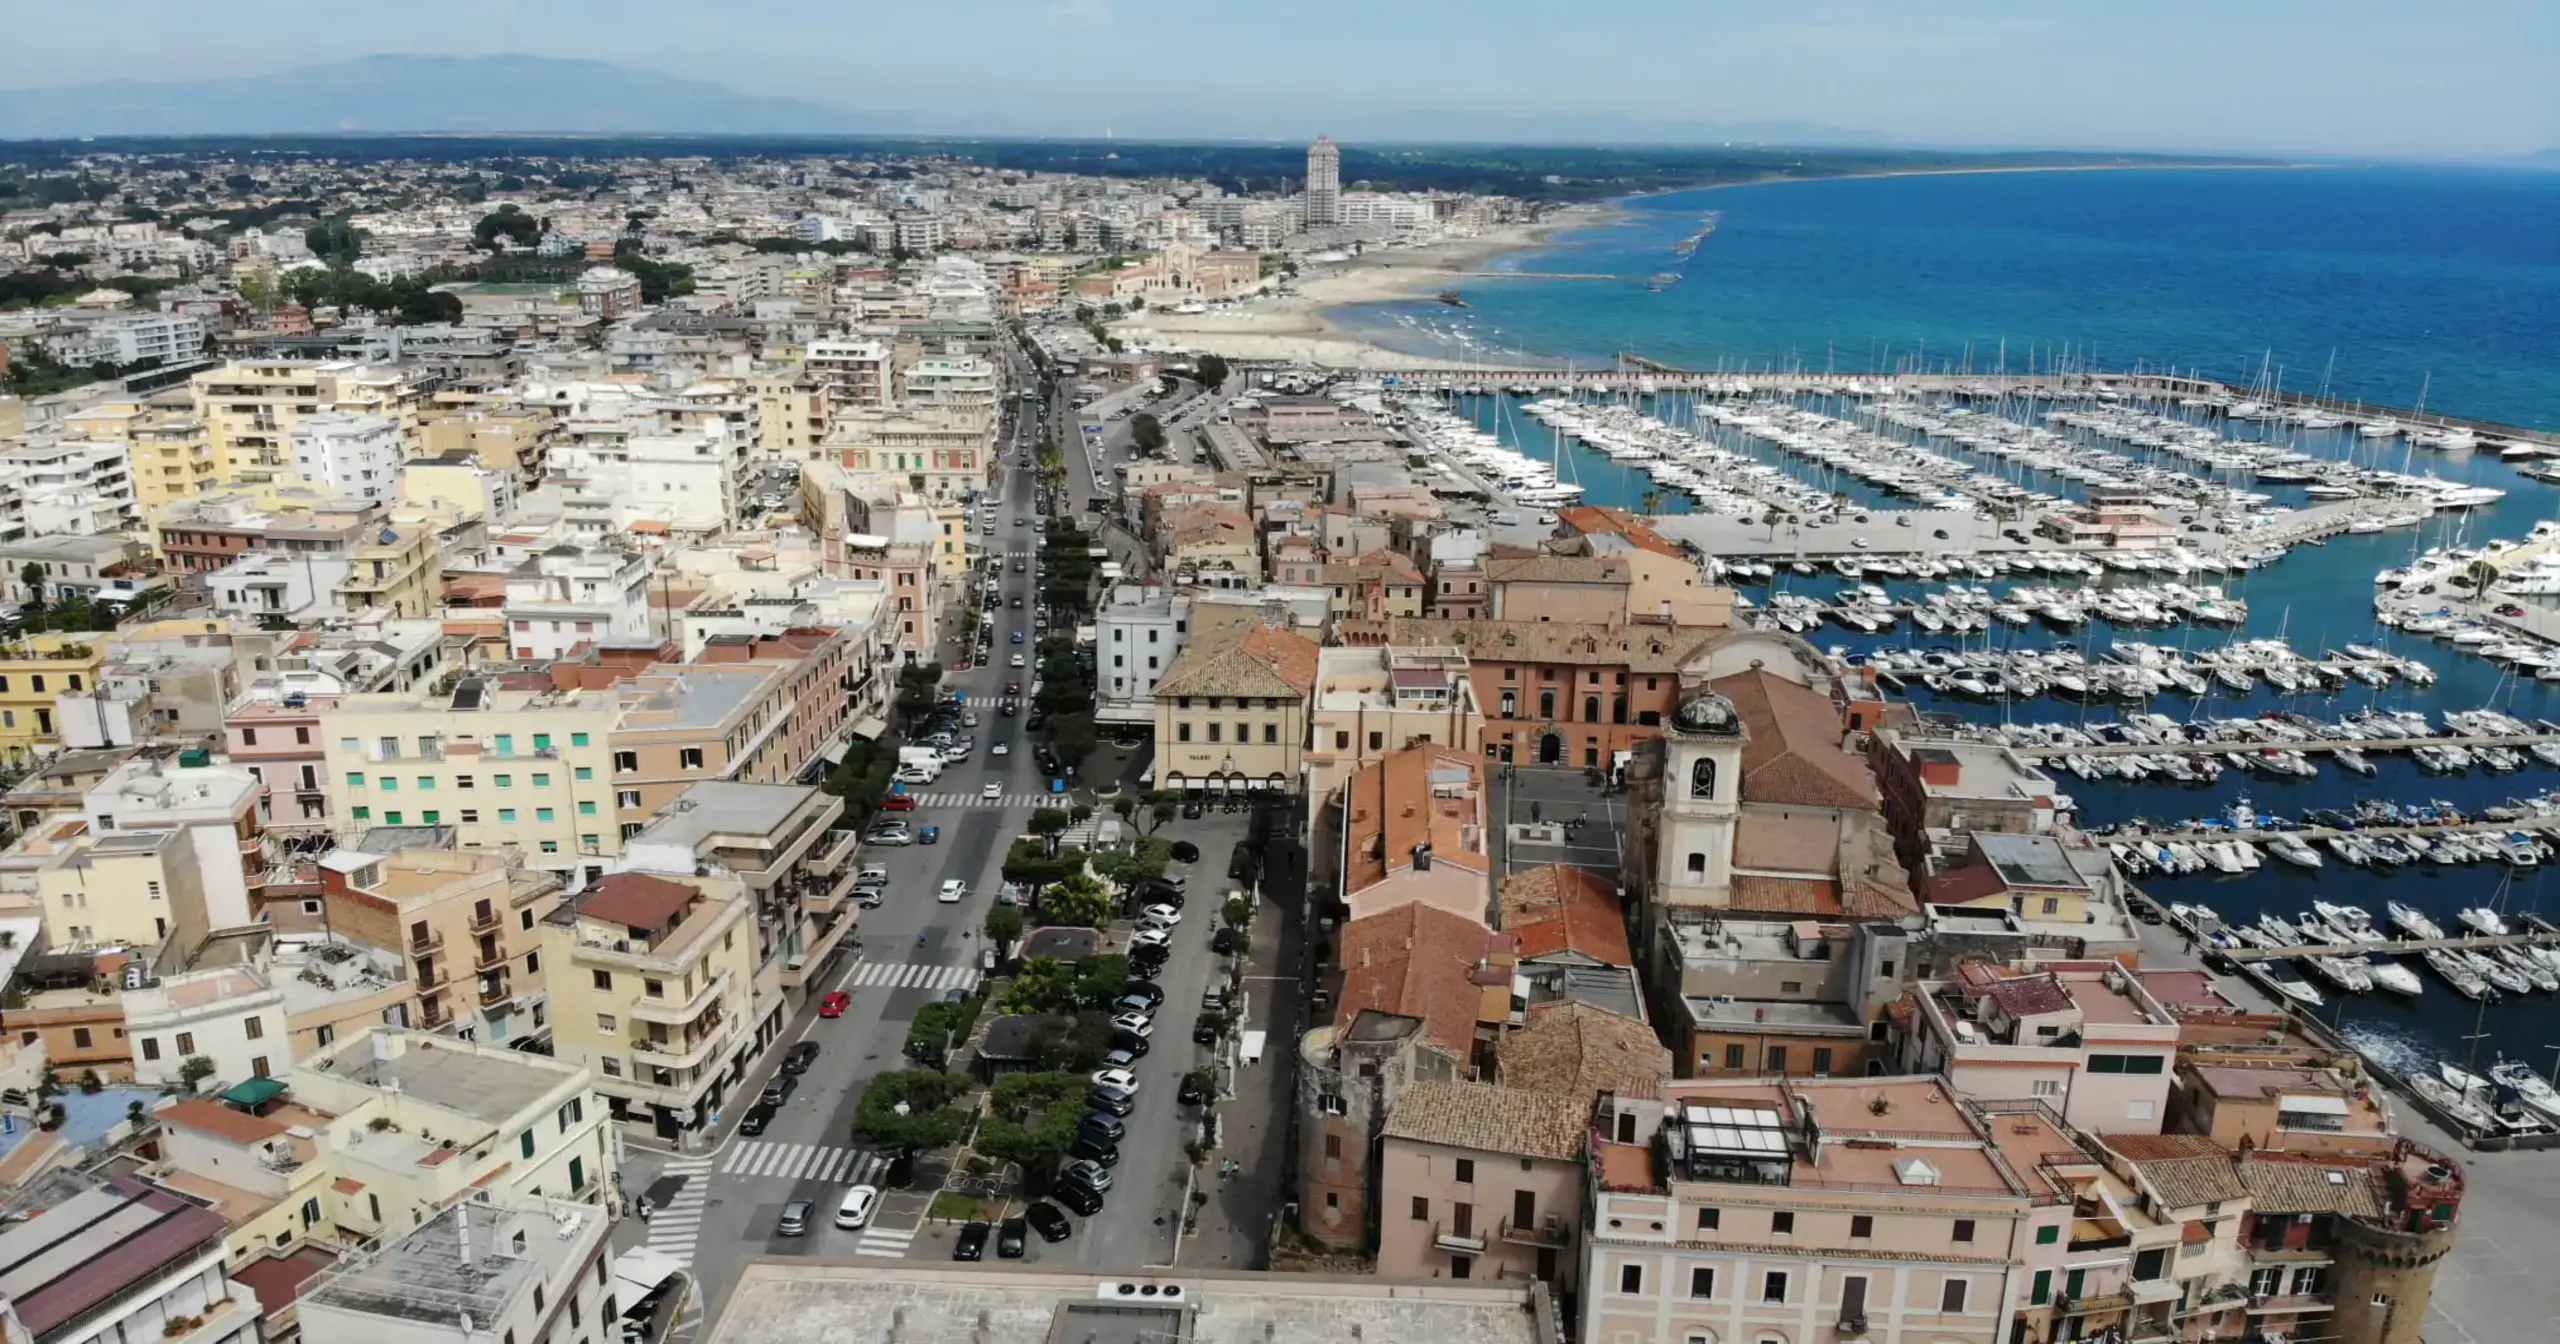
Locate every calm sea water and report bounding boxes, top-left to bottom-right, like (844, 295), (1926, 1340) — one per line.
(1327, 165), (2560, 1075)
(1335, 165), (2560, 430)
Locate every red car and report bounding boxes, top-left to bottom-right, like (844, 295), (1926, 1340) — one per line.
(880, 793), (918, 811)
(819, 991), (851, 1018)
(1004, 681), (1021, 696)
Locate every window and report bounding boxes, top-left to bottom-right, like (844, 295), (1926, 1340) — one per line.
(1696, 1206), (1719, 1230)
(245, 1017), (264, 1041)
(141, 1038), (161, 1061)
(597, 1013), (616, 1031)
(571, 732), (591, 747)
(1178, 723), (1192, 743)
(1761, 1270), (1787, 1303)
(2031, 1078), (2063, 1097)
(1367, 730), (1383, 751)
(2031, 1269), (2053, 1305)
(379, 777), (398, 792)
(1766, 1045), (1787, 1071)
(1688, 1266), (1715, 1299)
(615, 751), (639, 771)
(417, 776), (436, 790)
(532, 773), (551, 788)
(383, 811), (403, 825)
(557, 1097), (583, 1131)
(1450, 1255), (1471, 1280)
(679, 747), (704, 769)
(72, 1027), (91, 1049)
(1940, 1280), (1968, 1314)
(1690, 757), (1716, 799)
(422, 810), (440, 824)
(352, 806), (371, 821)
(579, 800), (598, 815)
(525, 951), (540, 974)
(2087, 1054), (2167, 1074)
(1411, 1197), (1429, 1221)
(1619, 1264), (1643, 1294)
(521, 1131), (537, 1158)
(498, 808), (517, 822)
(576, 766), (594, 781)
(537, 808), (555, 822)
(1455, 1158), (1474, 1182)
(1771, 1211), (1794, 1235)
(592, 970), (613, 990)
(461, 810), (480, 823)
(456, 774), (474, 789)
(496, 774), (514, 788)
(176, 1031), (195, 1054)
(1687, 851), (1707, 875)
(1324, 1134), (1341, 1159)
(347, 771), (365, 787)
(2036, 1224), (2060, 1245)
(1813, 1047), (1834, 1075)
(1850, 1214), (1873, 1238)
(1724, 1043), (1745, 1069)
(1207, 722), (1221, 743)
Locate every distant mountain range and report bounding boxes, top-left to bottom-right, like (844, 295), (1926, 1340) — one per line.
(0, 55), (883, 138)
(0, 53), (1898, 147)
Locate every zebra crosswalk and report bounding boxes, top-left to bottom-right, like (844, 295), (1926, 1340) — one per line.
(718, 1139), (890, 1186)
(840, 961), (983, 993)
(855, 1220), (921, 1259)
(894, 791), (1059, 809)
(644, 1156), (713, 1266)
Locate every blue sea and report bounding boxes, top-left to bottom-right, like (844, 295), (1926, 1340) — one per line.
(1329, 165), (2560, 1078)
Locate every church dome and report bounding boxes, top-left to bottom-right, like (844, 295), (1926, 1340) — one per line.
(1672, 689), (1740, 735)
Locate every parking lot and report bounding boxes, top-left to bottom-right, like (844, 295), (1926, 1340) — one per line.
(1489, 762), (1630, 885)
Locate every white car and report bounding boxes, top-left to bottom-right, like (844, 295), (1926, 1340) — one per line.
(834, 1184), (879, 1229)
(981, 782), (1003, 799)
(1109, 1011), (1155, 1038)
(1140, 903), (1181, 926)
(938, 879), (969, 903)
(1130, 927), (1172, 950)
(1089, 1068), (1140, 1092)
(1009, 654), (1025, 668)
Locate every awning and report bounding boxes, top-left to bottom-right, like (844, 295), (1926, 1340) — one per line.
(612, 1247), (687, 1302)
(2277, 1094), (2350, 1116)
(849, 715), (889, 740)
(221, 1077), (287, 1108)
(818, 741), (852, 766)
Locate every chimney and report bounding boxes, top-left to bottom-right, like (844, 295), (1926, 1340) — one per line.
(1412, 843), (1432, 873)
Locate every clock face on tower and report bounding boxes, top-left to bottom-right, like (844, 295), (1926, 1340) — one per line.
(1672, 690), (1739, 735)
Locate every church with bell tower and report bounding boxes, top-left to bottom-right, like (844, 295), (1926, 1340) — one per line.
(1654, 686), (1747, 908)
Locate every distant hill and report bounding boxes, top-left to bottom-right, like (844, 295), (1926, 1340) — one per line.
(0, 54), (881, 138)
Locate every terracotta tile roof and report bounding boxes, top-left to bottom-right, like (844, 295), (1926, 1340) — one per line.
(1382, 1080), (1588, 1162)
(1385, 617), (1716, 672)
(1557, 505), (1688, 560)
(1335, 904), (1514, 1058)
(1497, 1000), (1668, 1102)
(1344, 746), (1489, 898)
(2235, 1153), (2383, 1217)
(1155, 620), (1320, 702)
(1983, 974), (2076, 1018)
(1499, 863), (1632, 966)
(1728, 875), (1843, 916)
(1712, 668), (1878, 810)
(2099, 1133), (2249, 1209)
(1484, 553), (1630, 587)
(158, 1098), (288, 1146)
(1925, 863), (2010, 906)
(574, 871), (698, 930)
(331, 1176), (365, 1193)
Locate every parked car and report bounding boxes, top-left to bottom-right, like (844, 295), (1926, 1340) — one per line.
(760, 1074), (797, 1108)
(1108, 1012), (1154, 1038)
(739, 1102), (776, 1136)
(880, 793), (918, 812)
(1178, 1073), (1209, 1106)
(1069, 1136), (1122, 1167)
(1054, 1181), (1105, 1216)
(781, 1041), (820, 1074)
(996, 1217), (1028, 1259)
(1025, 1201), (1073, 1242)
(820, 990), (851, 1017)
(1192, 1014), (1222, 1045)
(1077, 1112), (1127, 1145)
(777, 1199), (813, 1236)
(835, 1184), (879, 1230)
(953, 1220), (990, 1260)
(1119, 982), (1165, 1011)
(1211, 927), (1239, 954)
(1061, 1159), (1114, 1192)
(918, 824), (941, 844)
(1086, 1085), (1136, 1116)
(939, 879), (970, 903)
(1089, 1067), (1139, 1092)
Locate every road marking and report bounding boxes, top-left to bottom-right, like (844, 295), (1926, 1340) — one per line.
(645, 1157), (715, 1265)
(854, 1219), (920, 1259)
(841, 961), (984, 992)
(720, 1140), (887, 1188)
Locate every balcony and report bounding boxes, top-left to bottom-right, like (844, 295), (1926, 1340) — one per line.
(478, 979), (512, 1008)
(1432, 1222), (1488, 1254)
(630, 1020), (728, 1070)
(469, 908), (503, 935)
(417, 967), (447, 991)
(630, 970), (731, 1026)
(1497, 1216), (1571, 1248)
(409, 929), (445, 954)
(474, 943), (510, 972)
(807, 826), (861, 875)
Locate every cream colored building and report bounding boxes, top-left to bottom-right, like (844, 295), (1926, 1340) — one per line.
(1304, 644), (1484, 802)
(336, 517), (442, 618)
(1377, 1080), (1588, 1289)
(1152, 617), (1318, 796)
(817, 407), (991, 505)
(0, 816), (209, 950)
(291, 1026), (615, 1235)
(124, 966), (288, 1089)
(540, 870), (760, 1136)
(620, 780), (858, 1002)
(148, 1094), (339, 1274)
(189, 360), (427, 491)
(316, 845), (563, 1042)
(1582, 1076), (2031, 1344)
(320, 677), (624, 874)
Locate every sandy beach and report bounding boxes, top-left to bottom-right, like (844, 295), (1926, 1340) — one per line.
(1111, 205), (1609, 371)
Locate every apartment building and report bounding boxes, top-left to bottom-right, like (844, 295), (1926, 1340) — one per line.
(1328, 744), (1490, 922)
(0, 1170), (262, 1344)
(226, 690), (336, 831)
(627, 430), (747, 534)
(1153, 618), (1319, 796)
(0, 633), (108, 762)
(148, 1093), (338, 1273)
(0, 816), (200, 950)
(1095, 582), (1188, 727)
(337, 518), (442, 618)
(320, 677), (624, 875)
(1582, 1076), (2033, 1344)
(300, 1191), (614, 1344)
(621, 780), (858, 996)
(1868, 730), (2063, 881)
(1653, 914), (1903, 1081)
(1898, 960), (2182, 1135)
(1377, 1079), (1588, 1288)
(1305, 643), (1483, 801)
(288, 411), (402, 502)
(819, 406), (991, 503)
(1386, 617), (1722, 770)
(290, 1027), (614, 1231)
(318, 846), (562, 1041)
(122, 965), (288, 1089)
(130, 413), (221, 512)
(86, 751), (266, 931)
(0, 437), (137, 541)
(418, 403), (554, 482)
(501, 544), (653, 660)
(540, 870), (760, 1136)
(189, 360), (424, 489)
(805, 338), (892, 417)
(156, 495), (377, 584)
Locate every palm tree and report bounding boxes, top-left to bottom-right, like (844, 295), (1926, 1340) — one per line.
(1762, 506), (1784, 541)
(2466, 559), (2501, 591)
(1639, 487), (1666, 517)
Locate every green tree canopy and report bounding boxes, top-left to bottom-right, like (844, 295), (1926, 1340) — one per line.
(850, 1070), (973, 1154)
(1043, 871), (1115, 929)
(1131, 413), (1166, 454)
(472, 204), (541, 251)
(972, 1071), (1086, 1172)
(1192, 353), (1231, 389)
(903, 999), (982, 1070)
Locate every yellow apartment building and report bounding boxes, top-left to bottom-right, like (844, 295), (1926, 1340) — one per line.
(335, 519), (441, 618)
(1152, 618), (1319, 796)
(540, 870), (759, 1138)
(0, 633), (109, 762)
(319, 677), (623, 873)
(317, 845), (563, 1041)
(189, 360), (428, 490)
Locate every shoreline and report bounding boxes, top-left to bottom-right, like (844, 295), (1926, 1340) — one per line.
(1117, 158), (2322, 373)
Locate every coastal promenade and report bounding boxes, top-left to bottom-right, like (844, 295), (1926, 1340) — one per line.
(2219, 929), (2560, 961)
(2009, 730), (2560, 758)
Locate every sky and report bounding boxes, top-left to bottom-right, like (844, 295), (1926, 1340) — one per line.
(2, 0), (2554, 156)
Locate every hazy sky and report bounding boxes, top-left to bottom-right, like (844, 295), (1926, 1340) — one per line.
(4, 0), (2554, 155)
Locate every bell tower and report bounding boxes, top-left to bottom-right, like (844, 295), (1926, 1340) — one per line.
(1654, 687), (1745, 908)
